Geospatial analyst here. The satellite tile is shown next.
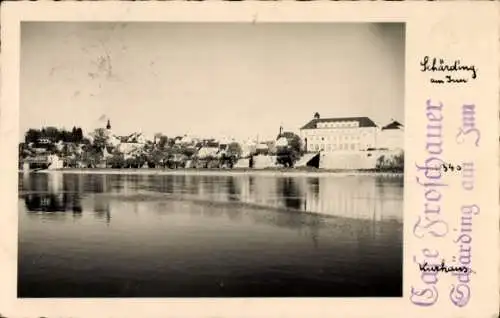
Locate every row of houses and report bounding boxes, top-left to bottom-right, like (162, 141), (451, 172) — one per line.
(98, 114), (403, 156)
(21, 114), (404, 170)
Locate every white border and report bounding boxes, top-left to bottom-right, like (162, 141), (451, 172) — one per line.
(1, 2), (499, 318)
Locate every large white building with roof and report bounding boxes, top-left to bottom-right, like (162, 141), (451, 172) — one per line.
(299, 113), (404, 153)
(300, 113), (379, 152)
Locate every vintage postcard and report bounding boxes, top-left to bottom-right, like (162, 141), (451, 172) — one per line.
(0, 1), (498, 318)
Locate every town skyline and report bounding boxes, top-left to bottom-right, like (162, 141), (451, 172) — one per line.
(21, 114), (405, 144)
(21, 22), (405, 141)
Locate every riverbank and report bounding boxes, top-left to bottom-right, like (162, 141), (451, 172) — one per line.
(20, 167), (404, 178)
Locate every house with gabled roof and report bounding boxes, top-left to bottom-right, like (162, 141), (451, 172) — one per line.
(378, 119), (404, 150)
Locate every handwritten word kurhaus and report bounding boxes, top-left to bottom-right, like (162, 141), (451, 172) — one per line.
(418, 260), (472, 274)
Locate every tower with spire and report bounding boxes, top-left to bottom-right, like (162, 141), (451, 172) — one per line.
(277, 125), (284, 139)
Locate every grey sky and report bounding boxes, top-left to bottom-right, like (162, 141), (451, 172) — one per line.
(21, 22), (405, 141)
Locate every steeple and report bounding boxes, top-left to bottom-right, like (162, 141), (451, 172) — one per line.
(106, 119), (111, 130)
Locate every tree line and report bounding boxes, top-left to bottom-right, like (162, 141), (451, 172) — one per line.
(25, 127), (84, 144)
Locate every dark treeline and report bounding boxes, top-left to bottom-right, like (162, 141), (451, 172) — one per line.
(25, 126), (84, 144)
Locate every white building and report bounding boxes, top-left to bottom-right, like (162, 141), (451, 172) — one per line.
(378, 120), (404, 150)
(300, 113), (378, 152)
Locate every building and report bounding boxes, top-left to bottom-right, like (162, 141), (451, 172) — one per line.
(276, 126), (298, 149)
(300, 113), (378, 152)
(378, 120), (404, 150)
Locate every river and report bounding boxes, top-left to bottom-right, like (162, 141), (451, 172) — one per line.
(18, 172), (403, 297)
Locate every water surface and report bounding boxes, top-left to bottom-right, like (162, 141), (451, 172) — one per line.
(18, 172), (403, 297)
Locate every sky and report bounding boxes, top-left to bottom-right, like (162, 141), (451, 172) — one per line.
(21, 22), (405, 141)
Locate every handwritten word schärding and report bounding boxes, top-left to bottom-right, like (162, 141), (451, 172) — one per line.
(420, 56), (478, 84)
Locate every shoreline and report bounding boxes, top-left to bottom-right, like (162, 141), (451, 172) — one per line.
(20, 168), (404, 178)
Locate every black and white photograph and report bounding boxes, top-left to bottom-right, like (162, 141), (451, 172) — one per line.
(18, 22), (405, 298)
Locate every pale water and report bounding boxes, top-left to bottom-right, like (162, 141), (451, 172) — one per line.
(18, 172), (403, 297)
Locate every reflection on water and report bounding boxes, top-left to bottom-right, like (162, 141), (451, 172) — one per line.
(19, 172), (403, 298)
(21, 173), (403, 222)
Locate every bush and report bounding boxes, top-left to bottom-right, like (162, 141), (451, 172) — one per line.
(376, 152), (404, 172)
(276, 147), (300, 168)
(107, 153), (126, 169)
(125, 155), (146, 169)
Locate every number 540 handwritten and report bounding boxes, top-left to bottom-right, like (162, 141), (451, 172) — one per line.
(433, 163), (462, 172)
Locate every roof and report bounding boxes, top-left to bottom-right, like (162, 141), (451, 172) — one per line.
(300, 117), (377, 130)
(277, 131), (296, 140)
(197, 147), (219, 158)
(381, 121), (404, 130)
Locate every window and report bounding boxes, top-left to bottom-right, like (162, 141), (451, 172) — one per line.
(327, 144), (331, 151)
(350, 144), (355, 150)
(315, 145), (319, 151)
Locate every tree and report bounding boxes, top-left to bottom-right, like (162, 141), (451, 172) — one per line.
(288, 134), (302, 154)
(92, 128), (108, 151)
(276, 133), (302, 168)
(107, 152), (126, 169)
(227, 142), (242, 158)
(376, 153), (404, 172)
(394, 152), (404, 169)
(75, 128), (83, 142)
(376, 155), (387, 170)
(181, 146), (197, 158)
(19, 143), (28, 160)
(45, 126), (59, 142)
(81, 145), (102, 168)
(23, 126), (85, 144)
(158, 135), (169, 149)
(147, 148), (167, 168)
(25, 129), (41, 143)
